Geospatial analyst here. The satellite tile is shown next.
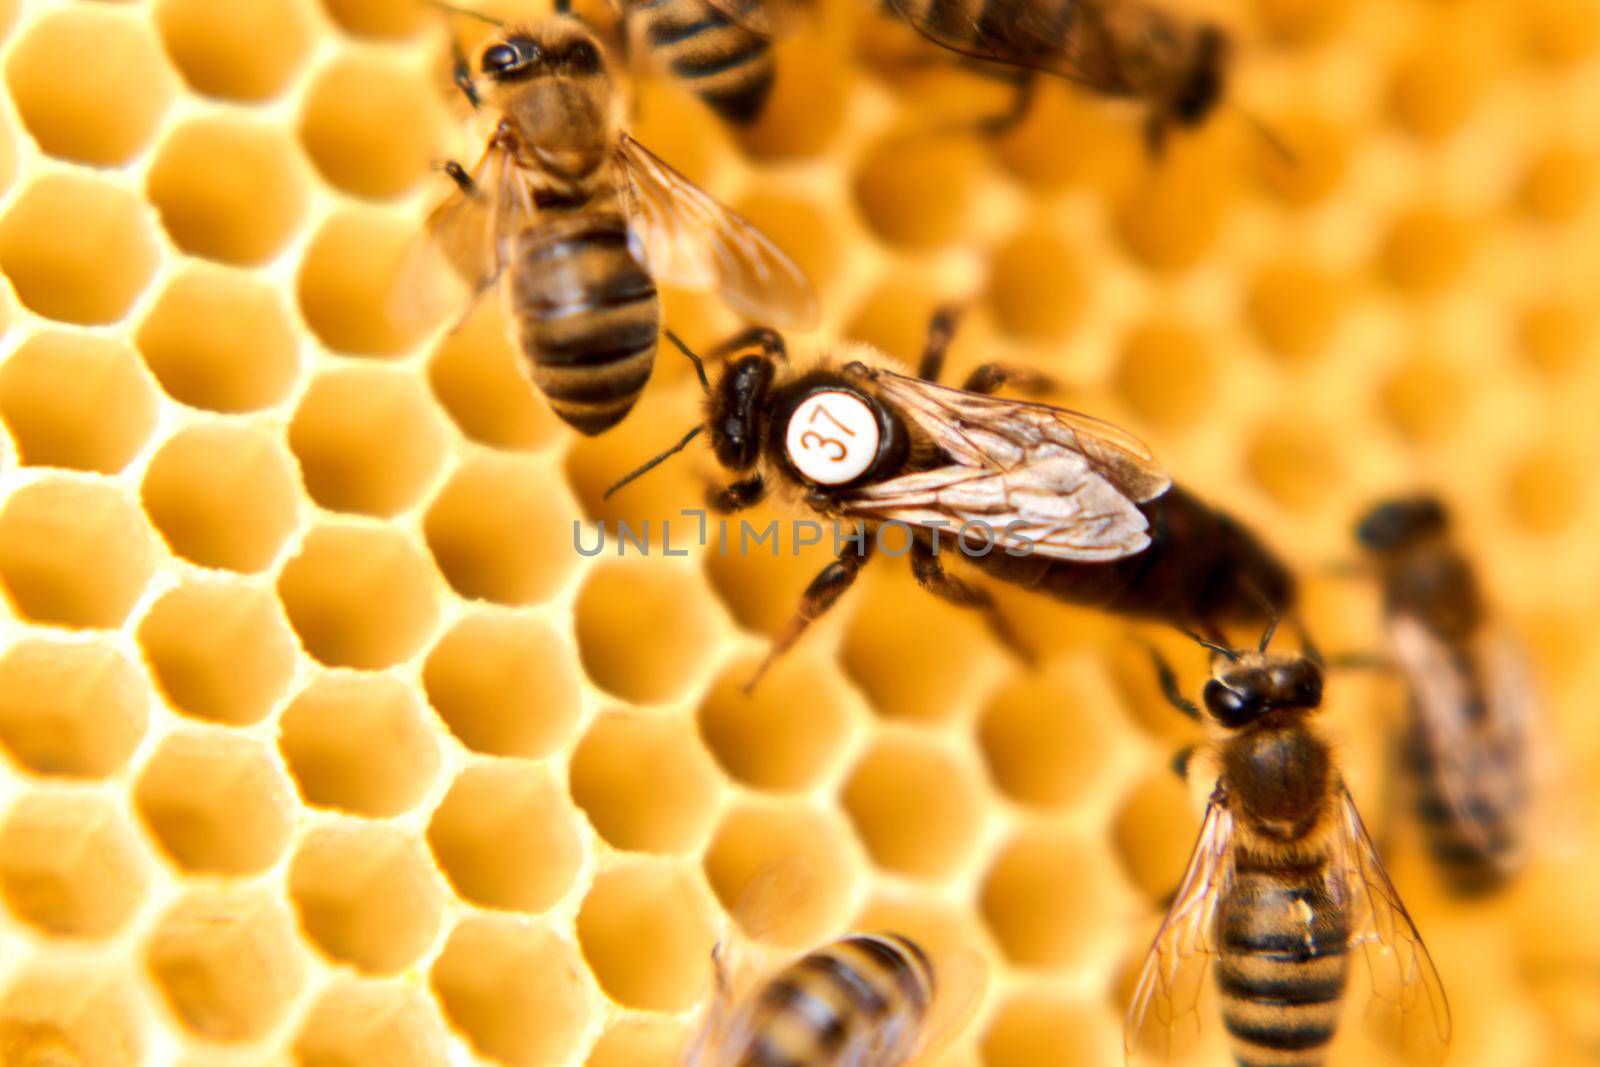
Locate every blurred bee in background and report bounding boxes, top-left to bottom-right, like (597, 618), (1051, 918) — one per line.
(1129, 627), (1452, 1067)
(880, 0), (1234, 150)
(605, 309), (1295, 688)
(1355, 496), (1535, 896)
(686, 931), (985, 1066)
(616, 0), (808, 125)
(399, 3), (817, 435)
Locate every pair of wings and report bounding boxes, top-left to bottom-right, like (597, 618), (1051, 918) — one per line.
(1389, 615), (1532, 876)
(395, 131), (817, 333)
(883, 0), (1126, 91)
(1126, 783), (1452, 1065)
(834, 367), (1172, 561)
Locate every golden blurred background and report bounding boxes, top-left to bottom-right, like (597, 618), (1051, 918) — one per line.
(0, 0), (1595, 1063)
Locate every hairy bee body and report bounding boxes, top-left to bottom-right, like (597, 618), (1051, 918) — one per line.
(512, 209), (660, 434)
(1401, 713), (1524, 896)
(624, 0), (777, 124)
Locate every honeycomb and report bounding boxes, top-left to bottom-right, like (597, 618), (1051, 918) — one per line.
(0, 0), (1596, 1064)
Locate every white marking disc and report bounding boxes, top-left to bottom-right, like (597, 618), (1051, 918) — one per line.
(785, 390), (880, 485)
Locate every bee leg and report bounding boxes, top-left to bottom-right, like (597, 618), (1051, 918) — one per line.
(441, 160), (477, 196)
(1170, 742), (1199, 780)
(708, 475), (766, 514)
(744, 539), (876, 694)
(447, 32), (481, 110)
(977, 71), (1037, 136)
(960, 363), (1055, 397)
(708, 326), (787, 364)
(909, 541), (1037, 667)
(1143, 115), (1170, 160)
(916, 304), (965, 382)
(1141, 640), (1202, 721)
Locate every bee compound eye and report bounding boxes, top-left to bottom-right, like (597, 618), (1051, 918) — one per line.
(784, 391), (880, 486)
(482, 42), (520, 74)
(1203, 679), (1254, 727)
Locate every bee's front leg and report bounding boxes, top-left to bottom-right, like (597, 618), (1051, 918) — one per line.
(908, 540), (1036, 667)
(960, 363), (1055, 396)
(743, 537), (876, 694)
(708, 474), (766, 514)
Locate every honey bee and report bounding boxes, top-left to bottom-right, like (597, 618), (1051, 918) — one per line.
(882, 0), (1232, 150)
(606, 310), (1294, 686)
(687, 931), (985, 1067)
(1129, 630), (1452, 1067)
(1355, 495), (1534, 896)
(400, 5), (817, 435)
(616, 0), (806, 125)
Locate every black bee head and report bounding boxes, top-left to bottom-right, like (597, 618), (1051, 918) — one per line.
(1172, 24), (1228, 126)
(1356, 495), (1449, 553)
(1204, 652), (1322, 727)
(709, 355), (777, 472)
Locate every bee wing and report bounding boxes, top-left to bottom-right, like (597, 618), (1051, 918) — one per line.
(913, 947), (989, 1063)
(1334, 786), (1453, 1065)
(883, 0), (1124, 90)
(613, 134), (819, 329)
(699, 0), (809, 40)
(1126, 789), (1235, 1062)
(388, 138), (534, 333)
(1389, 614), (1528, 876)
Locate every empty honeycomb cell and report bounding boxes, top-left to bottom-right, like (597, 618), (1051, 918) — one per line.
(704, 802), (856, 948)
(1252, 111), (1347, 208)
(979, 992), (1119, 1067)
(734, 190), (841, 309)
(1519, 144), (1595, 222)
(321, 0), (430, 38)
(289, 366), (448, 517)
(141, 424), (301, 573)
(137, 580), (297, 725)
(576, 861), (718, 1012)
(428, 299), (561, 451)
(433, 916), (591, 1067)
(136, 267), (301, 412)
(279, 674), (441, 817)
(5, 7), (176, 166)
(570, 709), (722, 854)
(587, 1018), (687, 1067)
(697, 653), (854, 791)
(146, 116), (310, 266)
(277, 524), (442, 669)
(0, 174), (160, 325)
(1380, 350), (1470, 443)
(423, 613), (581, 758)
(0, 791), (146, 939)
(1114, 147), (1230, 272)
(134, 730), (294, 876)
(288, 823), (444, 974)
(146, 889), (308, 1044)
(0, 639), (146, 778)
(1252, 0), (1351, 46)
(977, 667), (1117, 811)
(734, 35), (852, 160)
(1110, 769), (1200, 900)
(294, 979), (449, 1067)
(980, 827), (1119, 969)
(1111, 316), (1215, 431)
(297, 208), (422, 356)
(1389, 37), (1487, 141)
(1521, 0), (1600, 64)
(154, 0), (314, 101)
(1378, 206), (1477, 295)
(1245, 258), (1349, 361)
(1519, 299), (1593, 377)
(574, 559), (721, 705)
(0, 962), (144, 1067)
(300, 54), (446, 199)
(427, 760), (584, 912)
(561, 385), (707, 538)
(423, 454), (581, 605)
(840, 564), (999, 723)
(702, 497), (848, 638)
(1245, 415), (1344, 513)
(0, 331), (158, 473)
(993, 83), (1142, 193)
(1506, 444), (1585, 534)
(852, 130), (984, 249)
(0, 479), (153, 629)
(986, 228), (1087, 343)
(840, 735), (984, 881)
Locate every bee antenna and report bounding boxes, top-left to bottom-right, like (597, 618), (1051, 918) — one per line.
(665, 330), (711, 394)
(1239, 108), (1297, 168)
(602, 425), (704, 500)
(1182, 628), (1239, 661)
(422, 1), (507, 26)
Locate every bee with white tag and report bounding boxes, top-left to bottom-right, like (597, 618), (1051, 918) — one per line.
(604, 311), (1295, 690)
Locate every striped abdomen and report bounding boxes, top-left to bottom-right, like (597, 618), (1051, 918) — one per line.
(734, 934), (933, 1067)
(1216, 858), (1350, 1067)
(627, 0), (775, 124)
(1403, 711), (1526, 896)
(512, 213), (658, 436)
